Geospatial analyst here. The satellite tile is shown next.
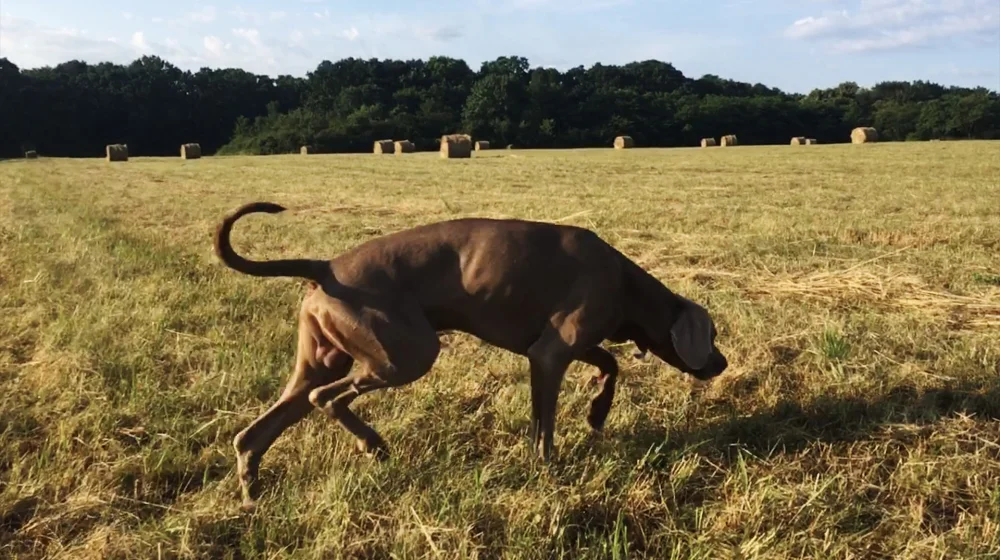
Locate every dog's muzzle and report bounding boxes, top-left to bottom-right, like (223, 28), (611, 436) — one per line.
(692, 350), (728, 381)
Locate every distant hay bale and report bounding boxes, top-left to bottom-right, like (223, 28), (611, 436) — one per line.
(507, 144), (514, 150)
(613, 135), (634, 149)
(394, 140), (415, 154)
(851, 127), (878, 144)
(790, 137), (807, 145)
(805, 138), (819, 145)
(180, 143), (202, 159)
(474, 140), (490, 151)
(300, 145), (314, 155)
(700, 138), (717, 147)
(440, 133), (472, 159)
(720, 134), (738, 147)
(25, 150), (38, 159)
(373, 139), (394, 154)
(106, 144), (129, 162)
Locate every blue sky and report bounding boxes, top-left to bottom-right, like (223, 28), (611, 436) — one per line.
(1, 0), (997, 93)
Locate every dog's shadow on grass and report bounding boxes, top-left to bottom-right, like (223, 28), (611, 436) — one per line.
(613, 376), (1000, 472)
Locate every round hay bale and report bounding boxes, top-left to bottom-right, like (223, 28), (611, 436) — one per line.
(440, 134), (472, 159)
(720, 135), (738, 147)
(851, 127), (878, 144)
(373, 140), (394, 154)
(106, 144), (129, 162)
(790, 137), (807, 145)
(700, 138), (717, 147)
(613, 135), (634, 149)
(805, 138), (819, 145)
(300, 145), (314, 155)
(394, 140), (416, 155)
(506, 144), (514, 150)
(474, 140), (490, 151)
(180, 143), (202, 159)
(25, 150), (38, 159)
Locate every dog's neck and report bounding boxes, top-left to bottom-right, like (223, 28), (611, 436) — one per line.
(611, 251), (686, 347)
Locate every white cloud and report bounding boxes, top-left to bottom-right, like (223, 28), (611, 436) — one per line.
(188, 6), (217, 24)
(0, 14), (130, 67)
(341, 26), (360, 41)
(314, 9), (331, 20)
(289, 30), (307, 48)
(204, 35), (227, 57)
(0, 14), (210, 70)
(269, 11), (288, 22)
(491, 0), (632, 12)
(232, 28), (262, 47)
(231, 7), (264, 25)
(130, 31), (150, 52)
(785, 0), (999, 52)
(341, 16), (466, 44)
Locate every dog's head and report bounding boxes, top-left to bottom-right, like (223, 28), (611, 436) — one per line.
(635, 297), (728, 381)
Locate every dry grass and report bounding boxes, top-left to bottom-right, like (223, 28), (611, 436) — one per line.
(1, 141), (999, 559)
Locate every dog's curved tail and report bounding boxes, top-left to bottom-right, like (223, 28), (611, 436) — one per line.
(214, 201), (327, 283)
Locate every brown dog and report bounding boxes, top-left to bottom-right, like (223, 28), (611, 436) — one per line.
(214, 202), (728, 511)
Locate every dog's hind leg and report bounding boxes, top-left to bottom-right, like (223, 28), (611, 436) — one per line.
(577, 347), (619, 431)
(233, 317), (353, 512)
(308, 302), (441, 460)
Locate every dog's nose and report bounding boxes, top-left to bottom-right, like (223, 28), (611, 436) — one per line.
(695, 351), (728, 380)
(715, 352), (728, 373)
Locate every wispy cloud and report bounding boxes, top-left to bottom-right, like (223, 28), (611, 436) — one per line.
(501, 0), (633, 12)
(0, 14), (131, 66)
(340, 27), (360, 41)
(203, 35), (228, 57)
(188, 6), (217, 24)
(785, 0), (999, 53)
(130, 31), (150, 52)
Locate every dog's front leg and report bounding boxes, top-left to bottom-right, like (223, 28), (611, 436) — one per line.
(526, 334), (575, 462)
(577, 347), (619, 431)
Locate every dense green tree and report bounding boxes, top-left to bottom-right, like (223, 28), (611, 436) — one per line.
(1, 55), (997, 159)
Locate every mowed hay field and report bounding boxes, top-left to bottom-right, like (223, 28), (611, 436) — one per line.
(1, 142), (999, 559)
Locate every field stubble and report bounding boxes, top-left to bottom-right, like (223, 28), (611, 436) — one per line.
(1, 142), (999, 559)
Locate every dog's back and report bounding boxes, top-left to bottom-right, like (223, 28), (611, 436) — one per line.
(324, 217), (624, 352)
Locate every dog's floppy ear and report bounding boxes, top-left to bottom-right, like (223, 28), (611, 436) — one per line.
(670, 302), (713, 371)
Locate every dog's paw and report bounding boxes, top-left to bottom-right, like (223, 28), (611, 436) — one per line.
(240, 499), (258, 515)
(587, 402), (611, 432)
(586, 412), (607, 432)
(356, 436), (390, 461)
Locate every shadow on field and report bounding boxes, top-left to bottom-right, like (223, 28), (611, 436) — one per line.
(629, 375), (1000, 470)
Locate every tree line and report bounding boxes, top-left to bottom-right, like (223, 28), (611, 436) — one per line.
(1, 54), (998, 158)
